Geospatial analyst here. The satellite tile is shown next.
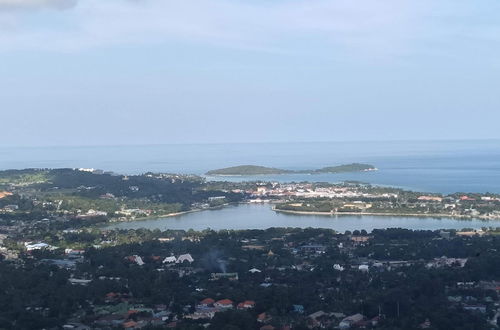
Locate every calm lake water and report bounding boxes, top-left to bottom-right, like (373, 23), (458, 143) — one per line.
(1, 140), (500, 193)
(106, 204), (500, 232)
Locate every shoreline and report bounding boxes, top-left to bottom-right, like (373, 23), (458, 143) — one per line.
(272, 207), (499, 221)
(107, 204), (234, 223)
(103, 202), (500, 227)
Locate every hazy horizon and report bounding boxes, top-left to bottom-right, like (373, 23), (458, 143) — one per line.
(2, 137), (500, 149)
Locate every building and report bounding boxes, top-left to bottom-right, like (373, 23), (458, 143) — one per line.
(214, 299), (233, 309)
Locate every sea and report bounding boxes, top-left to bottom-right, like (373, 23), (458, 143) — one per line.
(3, 140), (500, 231)
(1, 139), (499, 194)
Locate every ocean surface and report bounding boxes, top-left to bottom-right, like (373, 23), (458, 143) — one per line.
(1, 140), (499, 193)
(107, 203), (500, 232)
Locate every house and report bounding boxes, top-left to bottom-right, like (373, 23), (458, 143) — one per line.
(249, 268), (262, 273)
(463, 305), (486, 313)
(86, 209), (108, 217)
(300, 244), (326, 254)
(292, 305), (304, 314)
(237, 300), (255, 309)
(198, 298), (215, 307)
(158, 237), (175, 243)
(339, 313), (365, 329)
(0, 191), (12, 199)
(257, 312), (272, 323)
(186, 310), (216, 320)
(351, 236), (371, 243)
(123, 321), (138, 329)
(214, 299), (233, 309)
(358, 265), (369, 272)
(25, 242), (50, 251)
(208, 196), (226, 202)
(2, 205), (18, 212)
(426, 256), (467, 269)
(176, 254), (194, 263)
(126, 255), (145, 266)
(418, 196), (443, 202)
(65, 249), (85, 257)
(163, 256), (177, 263)
(341, 202), (372, 210)
(308, 311), (335, 328)
(333, 264), (345, 271)
(456, 230), (484, 237)
(68, 278), (92, 286)
(105, 292), (121, 303)
(42, 259), (77, 269)
(308, 311), (327, 320)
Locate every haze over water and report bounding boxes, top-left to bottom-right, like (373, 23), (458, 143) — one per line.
(2, 139), (499, 194)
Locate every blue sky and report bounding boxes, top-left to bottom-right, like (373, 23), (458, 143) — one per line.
(0, 0), (499, 146)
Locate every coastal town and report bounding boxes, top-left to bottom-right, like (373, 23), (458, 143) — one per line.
(1, 168), (500, 329)
(246, 182), (500, 220)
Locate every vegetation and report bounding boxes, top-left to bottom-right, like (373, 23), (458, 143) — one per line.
(206, 163), (376, 176)
(311, 163), (377, 174)
(0, 228), (499, 329)
(206, 165), (293, 175)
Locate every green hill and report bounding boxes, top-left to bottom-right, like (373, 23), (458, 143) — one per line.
(206, 163), (377, 176)
(312, 163), (377, 174)
(206, 165), (292, 175)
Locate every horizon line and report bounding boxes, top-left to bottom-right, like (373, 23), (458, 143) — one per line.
(1, 137), (500, 149)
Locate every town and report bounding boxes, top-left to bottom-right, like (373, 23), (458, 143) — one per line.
(1, 168), (500, 329)
(1, 226), (500, 329)
(247, 182), (500, 220)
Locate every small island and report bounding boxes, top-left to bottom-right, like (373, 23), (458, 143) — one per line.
(206, 163), (377, 176)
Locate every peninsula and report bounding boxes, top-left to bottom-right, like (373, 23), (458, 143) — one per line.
(205, 163), (377, 176)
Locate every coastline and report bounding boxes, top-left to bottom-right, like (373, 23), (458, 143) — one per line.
(107, 204), (234, 223)
(272, 206), (499, 221)
(106, 202), (500, 225)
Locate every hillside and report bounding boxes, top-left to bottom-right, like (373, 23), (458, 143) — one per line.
(206, 165), (292, 176)
(312, 163), (377, 174)
(206, 163), (377, 176)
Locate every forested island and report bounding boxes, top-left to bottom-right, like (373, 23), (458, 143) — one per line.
(206, 163), (377, 176)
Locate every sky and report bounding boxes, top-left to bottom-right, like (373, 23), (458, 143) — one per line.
(0, 0), (499, 146)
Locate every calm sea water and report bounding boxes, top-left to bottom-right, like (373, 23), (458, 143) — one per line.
(107, 203), (500, 232)
(1, 140), (499, 193)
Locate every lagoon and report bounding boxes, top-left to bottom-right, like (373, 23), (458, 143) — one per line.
(106, 203), (500, 232)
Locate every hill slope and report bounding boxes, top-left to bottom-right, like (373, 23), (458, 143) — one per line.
(206, 163), (377, 176)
